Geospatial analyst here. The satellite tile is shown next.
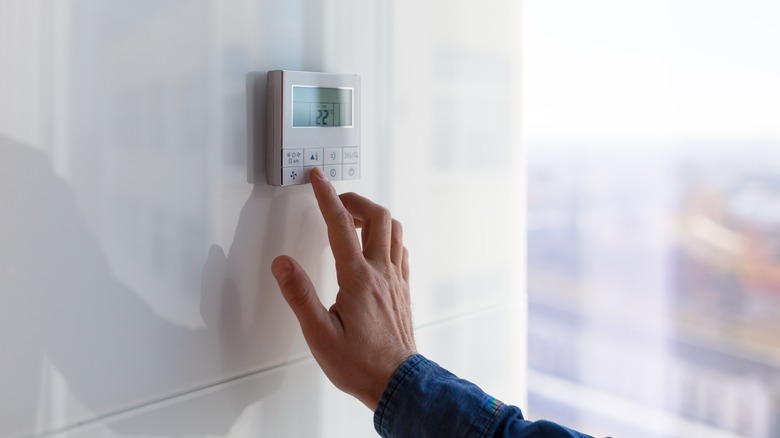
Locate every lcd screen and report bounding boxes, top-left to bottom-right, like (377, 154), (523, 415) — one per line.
(292, 86), (353, 127)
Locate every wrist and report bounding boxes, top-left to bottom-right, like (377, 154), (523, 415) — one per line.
(362, 352), (418, 411)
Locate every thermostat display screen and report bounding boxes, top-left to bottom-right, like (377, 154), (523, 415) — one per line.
(292, 86), (353, 127)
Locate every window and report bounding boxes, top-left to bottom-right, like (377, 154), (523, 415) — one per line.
(524, 2), (780, 437)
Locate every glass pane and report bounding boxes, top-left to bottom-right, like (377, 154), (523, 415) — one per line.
(524, 1), (780, 437)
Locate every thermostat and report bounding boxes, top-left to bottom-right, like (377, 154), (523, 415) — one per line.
(266, 70), (361, 186)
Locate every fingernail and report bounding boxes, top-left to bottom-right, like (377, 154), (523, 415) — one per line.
(272, 257), (292, 280)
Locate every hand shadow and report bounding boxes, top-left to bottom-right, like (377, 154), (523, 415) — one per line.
(193, 69), (334, 429)
(199, 182), (331, 414)
(0, 134), (330, 436)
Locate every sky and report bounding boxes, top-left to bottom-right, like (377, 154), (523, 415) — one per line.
(522, 0), (780, 142)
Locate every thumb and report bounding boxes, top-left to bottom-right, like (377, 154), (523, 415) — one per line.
(271, 255), (331, 340)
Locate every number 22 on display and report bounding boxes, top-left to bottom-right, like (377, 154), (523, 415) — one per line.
(316, 109), (330, 125)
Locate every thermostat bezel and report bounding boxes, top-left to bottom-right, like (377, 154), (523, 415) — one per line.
(265, 70), (361, 186)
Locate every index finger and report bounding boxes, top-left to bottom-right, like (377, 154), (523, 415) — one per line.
(310, 167), (365, 266)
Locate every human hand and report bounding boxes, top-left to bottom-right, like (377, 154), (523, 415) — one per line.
(271, 167), (417, 411)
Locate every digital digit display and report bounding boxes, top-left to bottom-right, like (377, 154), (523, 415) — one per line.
(292, 86), (353, 127)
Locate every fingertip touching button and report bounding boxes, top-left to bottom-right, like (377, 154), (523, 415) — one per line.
(304, 166), (325, 183)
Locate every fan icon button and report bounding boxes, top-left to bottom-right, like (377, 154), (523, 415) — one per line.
(282, 166), (304, 185)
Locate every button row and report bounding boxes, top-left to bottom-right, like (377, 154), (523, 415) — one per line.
(283, 147), (359, 167)
(282, 164), (360, 185)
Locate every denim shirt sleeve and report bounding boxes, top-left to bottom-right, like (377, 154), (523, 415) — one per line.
(373, 354), (593, 438)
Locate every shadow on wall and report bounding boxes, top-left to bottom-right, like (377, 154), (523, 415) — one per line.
(0, 134), (328, 436)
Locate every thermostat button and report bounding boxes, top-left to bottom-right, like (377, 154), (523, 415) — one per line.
(283, 149), (304, 167)
(304, 166), (325, 183)
(324, 165), (342, 181)
(324, 148), (342, 164)
(304, 148), (323, 166)
(343, 147), (360, 164)
(343, 164), (360, 180)
(282, 167), (304, 185)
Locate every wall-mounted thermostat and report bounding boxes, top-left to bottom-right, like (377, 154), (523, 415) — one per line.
(266, 70), (361, 186)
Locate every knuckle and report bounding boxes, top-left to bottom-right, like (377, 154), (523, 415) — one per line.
(372, 206), (392, 225)
(285, 284), (312, 310)
(333, 208), (355, 228)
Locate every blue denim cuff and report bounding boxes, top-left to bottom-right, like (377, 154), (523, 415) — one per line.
(372, 354), (594, 438)
(373, 354), (427, 436)
(373, 354), (507, 438)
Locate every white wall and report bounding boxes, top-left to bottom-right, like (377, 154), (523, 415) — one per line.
(0, 1), (524, 436)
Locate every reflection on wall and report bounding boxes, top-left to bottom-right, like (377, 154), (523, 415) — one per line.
(0, 135), (216, 436)
(69, 1), (212, 326)
(0, 1), (330, 435)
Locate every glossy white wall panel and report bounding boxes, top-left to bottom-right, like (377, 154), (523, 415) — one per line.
(50, 359), (331, 438)
(1, 0), (523, 436)
(47, 308), (521, 438)
(0, 1), (358, 435)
